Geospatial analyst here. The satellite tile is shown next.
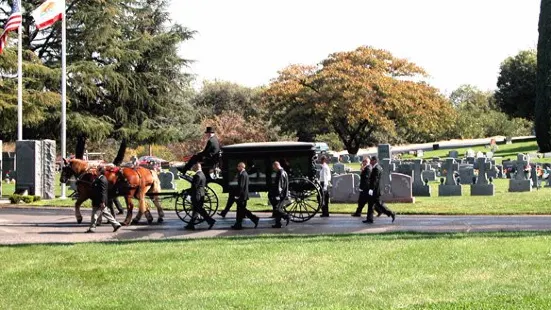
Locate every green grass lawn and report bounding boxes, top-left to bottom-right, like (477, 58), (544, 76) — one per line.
(1, 232), (551, 309)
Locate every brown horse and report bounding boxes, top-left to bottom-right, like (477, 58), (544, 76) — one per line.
(60, 158), (164, 225)
(103, 165), (164, 226)
(60, 158), (101, 223)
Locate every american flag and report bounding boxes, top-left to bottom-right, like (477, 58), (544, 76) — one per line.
(0, 0), (22, 55)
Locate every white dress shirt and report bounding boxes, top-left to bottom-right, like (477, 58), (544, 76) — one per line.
(319, 163), (331, 191)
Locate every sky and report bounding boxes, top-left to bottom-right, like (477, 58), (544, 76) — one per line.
(171, 0), (539, 94)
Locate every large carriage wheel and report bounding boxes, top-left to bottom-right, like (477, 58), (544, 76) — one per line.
(285, 177), (322, 223)
(175, 176), (219, 224)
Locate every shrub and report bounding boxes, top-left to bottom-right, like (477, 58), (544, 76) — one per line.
(9, 194), (21, 204)
(21, 196), (35, 204)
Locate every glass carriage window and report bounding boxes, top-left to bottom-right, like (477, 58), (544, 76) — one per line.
(227, 158), (267, 186)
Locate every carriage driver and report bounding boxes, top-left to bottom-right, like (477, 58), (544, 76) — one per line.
(178, 127), (221, 175)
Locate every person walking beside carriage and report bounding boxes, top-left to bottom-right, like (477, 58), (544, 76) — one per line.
(319, 156), (331, 217)
(270, 161), (290, 228)
(363, 156), (396, 224)
(86, 166), (122, 233)
(185, 163), (216, 231)
(231, 162), (260, 230)
(179, 127), (221, 175)
(352, 158), (372, 217)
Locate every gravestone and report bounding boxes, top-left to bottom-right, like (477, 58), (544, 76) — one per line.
(531, 165), (540, 189)
(471, 157), (495, 196)
(412, 159), (430, 197)
(388, 173), (415, 203)
(341, 154), (351, 164)
(422, 170), (436, 182)
(509, 154), (532, 192)
(506, 136), (512, 144)
(380, 159), (395, 201)
(159, 171), (176, 190)
(416, 150), (424, 158)
(378, 144), (392, 160)
(169, 167), (181, 179)
(438, 158), (461, 196)
(466, 149), (475, 158)
(448, 150), (459, 158)
(397, 163), (413, 176)
(495, 165), (504, 179)
(2, 152), (16, 180)
(330, 174), (359, 203)
(333, 163), (346, 175)
(458, 166), (474, 185)
(15, 140), (56, 199)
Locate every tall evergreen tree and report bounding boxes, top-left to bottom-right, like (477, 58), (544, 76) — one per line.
(536, 0), (551, 152)
(0, 0), (198, 144)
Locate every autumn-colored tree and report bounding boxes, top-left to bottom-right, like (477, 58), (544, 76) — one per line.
(262, 46), (455, 154)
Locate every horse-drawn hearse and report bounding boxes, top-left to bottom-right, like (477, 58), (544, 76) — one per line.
(60, 140), (323, 226)
(174, 142), (323, 225)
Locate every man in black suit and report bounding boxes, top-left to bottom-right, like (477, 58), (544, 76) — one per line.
(352, 158), (372, 217)
(269, 161), (290, 228)
(179, 127), (221, 175)
(363, 156), (396, 224)
(231, 162), (259, 230)
(185, 163), (216, 230)
(86, 166), (122, 233)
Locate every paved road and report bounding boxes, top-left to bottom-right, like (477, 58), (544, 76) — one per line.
(1, 207), (551, 245)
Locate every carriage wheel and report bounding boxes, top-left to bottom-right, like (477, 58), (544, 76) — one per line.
(285, 177), (322, 223)
(175, 184), (219, 224)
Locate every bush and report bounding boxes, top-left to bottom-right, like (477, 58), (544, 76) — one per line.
(9, 194), (21, 204)
(21, 196), (35, 204)
(33, 196), (41, 202)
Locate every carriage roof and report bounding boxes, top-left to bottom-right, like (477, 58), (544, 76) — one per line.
(221, 142), (316, 154)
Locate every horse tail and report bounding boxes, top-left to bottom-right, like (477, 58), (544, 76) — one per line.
(149, 170), (161, 193)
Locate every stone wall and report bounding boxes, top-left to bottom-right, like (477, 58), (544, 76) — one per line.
(15, 140), (56, 199)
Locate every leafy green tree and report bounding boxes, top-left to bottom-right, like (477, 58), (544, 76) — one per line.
(450, 85), (532, 139)
(0, 0), (199, 146)
(536, 0), (551, 152)
(495, 49), (536, 120)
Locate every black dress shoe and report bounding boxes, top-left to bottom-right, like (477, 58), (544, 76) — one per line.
(184, 225), (195, 231)
(208, 220), (216, 230)
(376, 212), (382, 217)
(351, 213), (361, 217)
(231, 224), (243, 230)
(391, 212), (396, 223)
(252, 217), (259, 228)
(272, 223), (282, 228)
(362, 219), (374, 224)
(113, 224), (122, 232)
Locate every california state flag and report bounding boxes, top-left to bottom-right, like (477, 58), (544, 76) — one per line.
(32, 0), (64, 30)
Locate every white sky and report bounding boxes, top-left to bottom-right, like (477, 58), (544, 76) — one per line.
(171, 0), (539, 94)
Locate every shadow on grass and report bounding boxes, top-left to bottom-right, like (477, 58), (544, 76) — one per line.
(3, 230), (551, 248)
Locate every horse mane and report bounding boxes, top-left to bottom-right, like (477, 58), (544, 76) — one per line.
(68, 159), (90, 175)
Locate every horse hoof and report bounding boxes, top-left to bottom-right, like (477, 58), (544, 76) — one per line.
(147, 219), (154, 225)
(122, 221), (130, 226)
(77, 219), (82, 224)
(131, 219), (139, 225)
(157, 218), (164, 224)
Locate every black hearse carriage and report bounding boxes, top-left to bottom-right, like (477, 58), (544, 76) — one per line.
(174, 142), (322, 224)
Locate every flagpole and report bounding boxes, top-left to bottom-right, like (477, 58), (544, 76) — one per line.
(17, 0), (22, 141)
(60, 0), (67, 199)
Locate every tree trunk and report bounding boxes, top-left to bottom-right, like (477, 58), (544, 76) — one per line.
(536, 0), (551, 152)
(148, 144), (153, 156)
